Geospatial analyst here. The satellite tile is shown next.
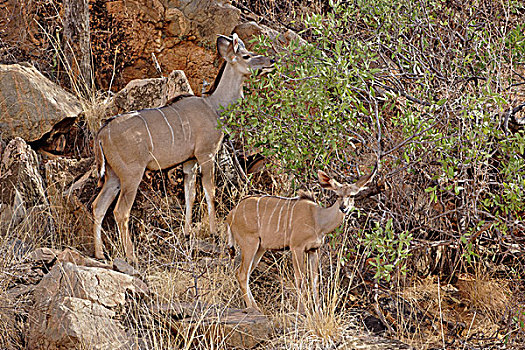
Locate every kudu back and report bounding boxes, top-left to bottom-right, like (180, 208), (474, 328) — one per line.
(226, 166), (377, 312)
(92, 34), (274, 262)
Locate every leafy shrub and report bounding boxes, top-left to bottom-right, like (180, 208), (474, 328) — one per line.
(225, 0), (524, 273)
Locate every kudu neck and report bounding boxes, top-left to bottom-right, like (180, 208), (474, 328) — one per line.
(317, 198), (345, 234)
(205, 63), (247, 112)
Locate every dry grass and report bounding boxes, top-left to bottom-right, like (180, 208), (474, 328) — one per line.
(399, 269), (515, 349)
(2, 156), (524, 349)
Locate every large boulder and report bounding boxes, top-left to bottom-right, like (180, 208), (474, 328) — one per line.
(0, 138), (49, 233)
(37, 296), (129, 350)
(106, 69), (194, 116)
(27, 261), (145, 349)
(0, 63), (82, 142)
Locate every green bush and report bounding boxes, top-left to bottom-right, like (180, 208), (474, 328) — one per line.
(225, 0), (524, 268)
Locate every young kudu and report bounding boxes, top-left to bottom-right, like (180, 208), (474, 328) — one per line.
(92, 34), (274, 262)
(226, 166), (377, 312)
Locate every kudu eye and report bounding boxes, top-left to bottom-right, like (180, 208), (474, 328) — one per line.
(242, 55), (251, 60)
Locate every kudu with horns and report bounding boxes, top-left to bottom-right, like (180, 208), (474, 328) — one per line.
(92, 33), (274, 262)
(226, 165), (377, 312)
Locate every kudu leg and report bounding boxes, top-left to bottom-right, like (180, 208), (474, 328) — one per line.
(92, 168), (120, 259)
(291, 247), (307, 313)
(236, 238), (262, 311)
(307, 249), (321, 310)
(182, 159), (198, 236)
(250, 246), (265, 274)
(113, 176), (142, 264)
(198, 158), (217, 236)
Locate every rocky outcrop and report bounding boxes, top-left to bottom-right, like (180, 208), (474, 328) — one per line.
(166, 0), (240, 44)
(0, 63), (82, 142)
(106, 69), (194, 116)
(0, 138), (50, 232)
(27, 260), (147, 350)
(103, 0), (240, 93)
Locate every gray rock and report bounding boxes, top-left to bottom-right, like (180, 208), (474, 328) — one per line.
(106, 69), (193, 116)
(0, 63), (82, 142)
(172, 0), (240, 44)
(27, 261), (147, 349)
(0, 138), (51, 234)
(153, 301), (272, 348)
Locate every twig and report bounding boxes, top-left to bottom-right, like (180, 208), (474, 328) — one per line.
(382, 119), (439, 157)
(108, 45), (119, 93)
(373, 281), (394, 334)
(438, 276), (446, 349)
(373, 81), (432, 107)
(226, 138), (249, 183)
(463, 310), (477, 350)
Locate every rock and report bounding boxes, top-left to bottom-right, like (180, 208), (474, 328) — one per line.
(153, 301), (272, 349)
(106, 69), (194, 116)
(113, 258), (141, 277)
(102, 1), (240, 93)
(57, 248), (113, 269)
(27, 261), (145, 349)
(44, 157), (95, 252)
(30, 296), (130, 350)
(28, 247), (62, 265)
(0, 63), (82, 142)
(233, 21), (306, 54)
(174, 0), (240, 45)
(340, 333), (415, 349)
(41, 261), (138, 307)
(0, 138), (51, 234)
(212, 307), (272, 349)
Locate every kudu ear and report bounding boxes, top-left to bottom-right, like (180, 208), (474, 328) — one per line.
(232, 33), (240, 53)
(217, 35), (232, 59)
(354, 162), (379, 193)
(318, 170), (342, 191)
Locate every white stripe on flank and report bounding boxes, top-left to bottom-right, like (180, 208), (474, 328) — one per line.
(168, 105), (187, 141)
(242, 202), (248, 227)
(255, 196), (269, 231)
(288, 200), (300, 232)
(256, 197), (261, 230)
(276, 200), (288, 233)
(107, 119), (113, 146)
(182, 112), (192, 140)
(267, 199), (280, 231)
(157, 108), (175, 148)
(262, 197), (270, 220)
(136, 113), (155, 151)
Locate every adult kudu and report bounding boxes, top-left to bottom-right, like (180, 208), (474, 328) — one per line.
(92, 34), (274, 262)
(226, 165), (378, 312)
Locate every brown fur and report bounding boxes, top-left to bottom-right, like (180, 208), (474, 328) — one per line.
(226, 168), (377, 312)
(91, 34), (274, 263)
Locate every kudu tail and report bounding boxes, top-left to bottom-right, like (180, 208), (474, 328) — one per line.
(94, 136), (106, 188)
